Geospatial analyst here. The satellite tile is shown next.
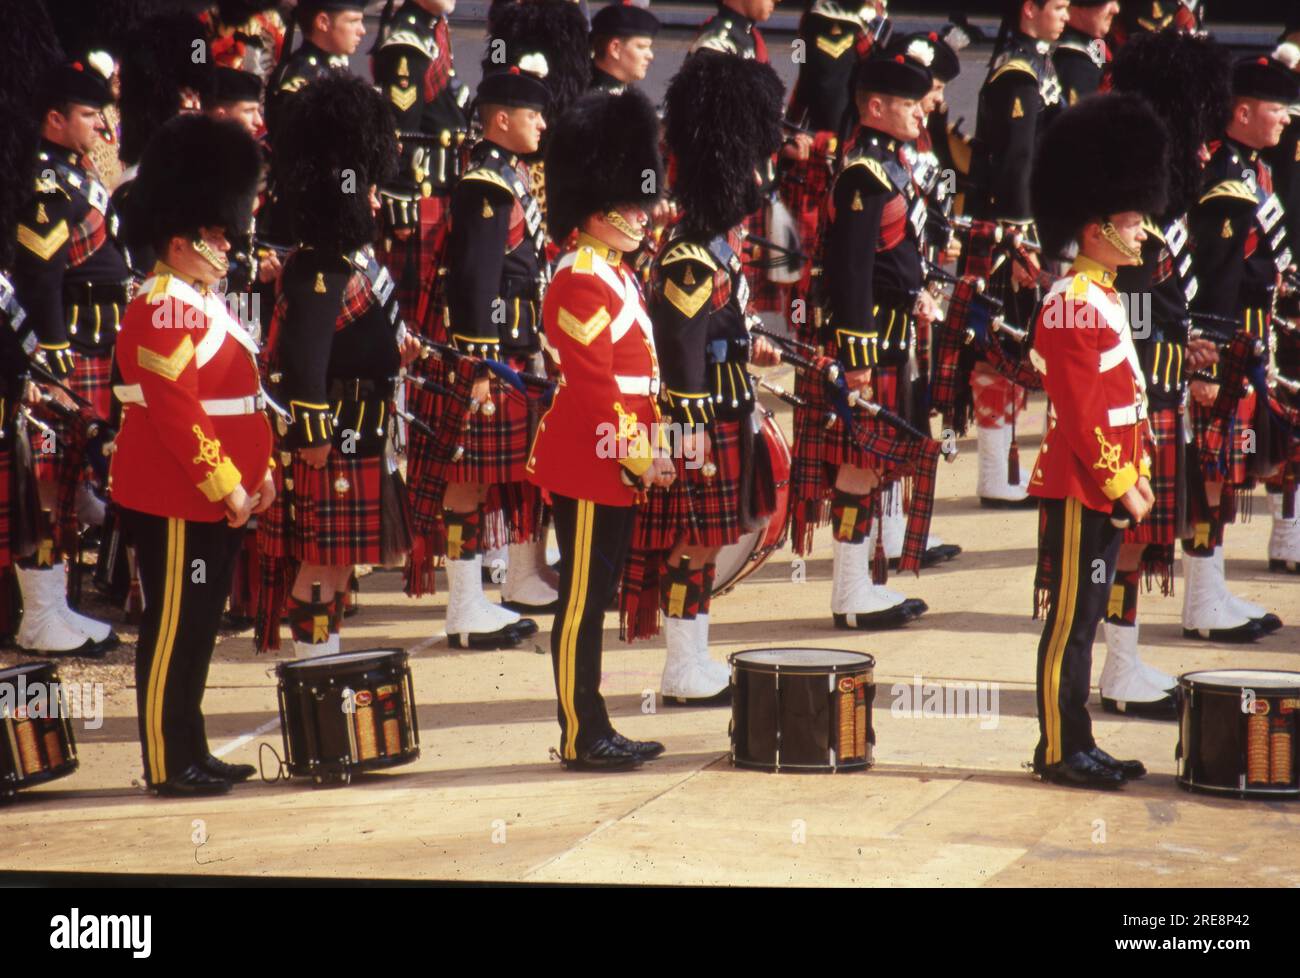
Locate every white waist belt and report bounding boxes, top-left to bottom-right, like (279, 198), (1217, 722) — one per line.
(115, 383), (265, 417)
(1106, 402), (1148, 427)
(615, 375), (660, 397)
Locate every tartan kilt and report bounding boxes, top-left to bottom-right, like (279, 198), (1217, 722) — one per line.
(1190, 391), (1252, 486)
(1126, 407), (1181, 547)
(259, 451), (384, 566)
(31, 350), (113, 481)
(378, 195), (449, 336)
(630, 417), (745, 551)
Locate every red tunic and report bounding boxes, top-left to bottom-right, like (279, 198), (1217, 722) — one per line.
(109, 268), (272, 522)
(1028, 256), (1152, 513)
(527, 237), (661, 507)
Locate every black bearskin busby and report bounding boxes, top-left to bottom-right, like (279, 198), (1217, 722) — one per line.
(544, 88), (663, 244)
(0, 0), (64, 271)
(118, 10), (215, 167)
(131, 113), (261, 251)
(1031, 93), (1169, 260)
(1110, 30), (1232, 220)
(43, 0), (158, 65)
(663, 54), (785, 239)
(271, 73), (398, 253)
(485, 0), (591, 122)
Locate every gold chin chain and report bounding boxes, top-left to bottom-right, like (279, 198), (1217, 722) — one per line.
(192, 237), (230, 275)
(1100, 221), (1141, 263)
(605, 210), (645, 243)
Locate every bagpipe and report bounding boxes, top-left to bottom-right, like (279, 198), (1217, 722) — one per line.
(22, 359), (116, 484)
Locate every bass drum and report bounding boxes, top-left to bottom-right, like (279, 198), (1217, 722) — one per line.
(710, 408), (791, 598)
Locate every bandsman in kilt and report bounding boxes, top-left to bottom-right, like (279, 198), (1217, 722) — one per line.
(690, 0), (774, 60)
(0, 0), (63, 645)
(1026, 93), (1165, 789)
(10, 61), (127, 657)
(108, 114), (269, 795)
(1263, 35), (1300, 575)
(371, 0), (470, 332)
(589, 0), (660, 95)
(963, 0), (1066, 508)
(788, 53), (936, 632)
(404, 68), (550, 649)
(266, 0), (365, 137)
(876, 30), (965, 570)
(1182, 55), (1296, 643)
(1096, 29), (1233, 718)
(1050, 1), (1115, 111)
(201, 1), (288, 84)
(618, 55), (785, 705)
(256, 74), (420, 656)
(527, 87), (675, 770)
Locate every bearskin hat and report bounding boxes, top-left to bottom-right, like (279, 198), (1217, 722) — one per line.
(131, 113), (260, 250)
(1031, 93), (1169, 260)
(118, 10), (215, 167)
(271, 73), (398, 253)
(485, 0), (591, 123)
(1110, 30), (1232, 219)
(544, 88), (663, 243)
(664, 54), (785, 239)
(43, 0), (159, 65)
(0, 0), (63, 270)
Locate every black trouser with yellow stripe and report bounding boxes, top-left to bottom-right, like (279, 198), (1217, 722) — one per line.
(121, 509), (245, 786)
(550, 494), (636, 761)
(1034, 496), (1121, 769)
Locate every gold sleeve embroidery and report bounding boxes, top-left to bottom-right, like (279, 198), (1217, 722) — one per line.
(138, 336), (196, 382)
(197, 459), (242, 503)
(557, 305), (611, 345)
(17, 220), (70, 260)
(664, 276), (712, 318)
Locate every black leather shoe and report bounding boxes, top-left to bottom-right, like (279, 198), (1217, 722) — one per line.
(29, 637), (109, 660)
(1087, 746), (1147, 780)
(1033, 751), (1125, 789)
(200, 755), (256, 783)
(1101, 693), (1177, 720)
(151, 764), (232, 797)
(562, 736), (644, 771)
(506, 617), (539, 638)
(609, 732), (665, 760)
(1251, 613), (1283, 634)
(448, 626), (523, 650)
(1267, 558), (1300, 574)
(503, 598), (560, 614)
(888, 543), (963, 570)
(979, 495), (1039, 510)
(833, 597), (927, 631)
(1182, 621), (1263, 643)
(661, 685), (732, 707)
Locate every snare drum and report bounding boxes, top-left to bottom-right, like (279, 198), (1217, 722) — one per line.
(711, 410), (791, 598)
(730, 648), (875, 772)
(0, 662), (79, 802)
(276, 648), (420, 784)
(1177, 669), (1300, 798)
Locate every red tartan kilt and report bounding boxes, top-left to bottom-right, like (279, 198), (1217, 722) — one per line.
(403, 379), (446, 535)
(1125, 407), (1180, 546)
(1190, 392), (1252, 486)
(791, 365), (904, 473)
(259, 451), (384, 565)
(631, 417), (745, 550)
(378, 195), (449, 336)
(31, 351), (113, 481)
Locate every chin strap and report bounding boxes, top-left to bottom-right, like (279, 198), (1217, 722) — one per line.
(192, 238), (230, 276)
(1099, 221), (1142, 263)
(604, 209), (645, 243)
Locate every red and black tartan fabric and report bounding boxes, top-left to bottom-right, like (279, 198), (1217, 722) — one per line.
(67, 209), (108, 267)
(620, 418), (752, 640)
(30, 350), (112, 482)
(378, 195), (450, 333)
(1126, 406), (1181, 594)
(1195, 332), (1257, 487)
(256, 452), (385, 651)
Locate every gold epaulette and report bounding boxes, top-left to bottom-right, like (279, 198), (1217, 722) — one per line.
(572, 247), (596, 275)
(1198, 180), (1257, 206)
(1066, 274), (1091, 300)
(989, 59), (1037, 85)
(460, 168), (512, 193)
(661, 241), (717, 270)
(841, 155), (891, 191)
